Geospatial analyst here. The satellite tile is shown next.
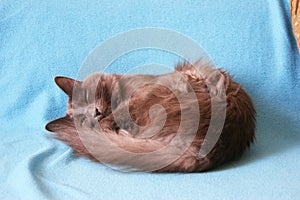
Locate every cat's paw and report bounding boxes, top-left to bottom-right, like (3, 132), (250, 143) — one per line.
(99, 116), (118, 130)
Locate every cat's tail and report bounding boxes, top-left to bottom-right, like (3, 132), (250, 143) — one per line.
(45, 116), (99, 162)
(45, 116), (211, 172)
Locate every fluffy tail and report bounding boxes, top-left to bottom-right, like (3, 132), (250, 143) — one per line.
(45, 116), (211, 172)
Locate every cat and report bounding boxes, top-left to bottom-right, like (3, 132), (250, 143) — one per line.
(45, 61), (256, 172)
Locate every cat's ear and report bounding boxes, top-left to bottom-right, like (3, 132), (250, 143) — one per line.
(45, 116), (75, 133)
(54, 76), (81, 97)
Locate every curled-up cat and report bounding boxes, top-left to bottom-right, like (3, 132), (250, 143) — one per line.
(45, 61), (256, 172)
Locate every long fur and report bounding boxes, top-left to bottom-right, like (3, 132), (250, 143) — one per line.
(46, 61), (256, 172)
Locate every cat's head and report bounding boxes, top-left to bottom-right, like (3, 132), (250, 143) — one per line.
(46, 73), (119, 132)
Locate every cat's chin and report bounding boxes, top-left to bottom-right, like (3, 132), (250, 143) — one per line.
(45, 115), (75, 132)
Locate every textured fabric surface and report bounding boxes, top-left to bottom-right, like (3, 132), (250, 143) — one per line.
(1, 0), (300, 199)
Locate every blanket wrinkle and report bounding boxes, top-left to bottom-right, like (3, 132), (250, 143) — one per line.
(1, 0), (299, 199)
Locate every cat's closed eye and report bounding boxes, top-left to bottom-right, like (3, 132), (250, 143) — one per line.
(94, 107), (102, 117)
(94, 107), (106, 121)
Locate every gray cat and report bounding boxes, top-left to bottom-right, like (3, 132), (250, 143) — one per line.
(46, 61), (255, 172)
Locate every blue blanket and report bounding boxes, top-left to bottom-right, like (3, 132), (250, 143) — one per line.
(1, 0), (300, 199)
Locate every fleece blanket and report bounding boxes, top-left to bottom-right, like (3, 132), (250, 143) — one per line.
(1, 0), (299, 199)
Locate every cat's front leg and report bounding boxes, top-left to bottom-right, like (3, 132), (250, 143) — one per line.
(110, 102), (140, 136)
